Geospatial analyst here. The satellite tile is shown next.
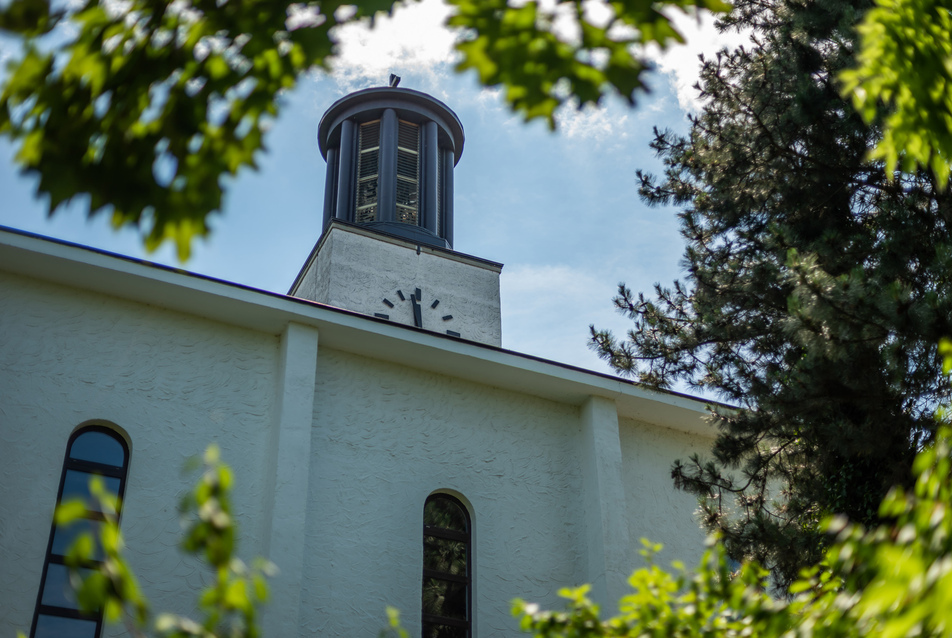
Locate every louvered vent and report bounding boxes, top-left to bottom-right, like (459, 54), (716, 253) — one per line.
(396, 120), (420, 225)
(356, 120), (380, 223)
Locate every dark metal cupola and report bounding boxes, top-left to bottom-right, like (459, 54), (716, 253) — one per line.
(317, 86), (465, 250)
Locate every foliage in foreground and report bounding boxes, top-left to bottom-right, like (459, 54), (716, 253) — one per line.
(44, 355), (952, 638)
(840, 0), (952, 187)
(515, 419), (952, 638)
(592, 0), (952, 588)
(41, 445), (274, 638)
(0, 0), (949, 262)
(0, 0), (728, 259)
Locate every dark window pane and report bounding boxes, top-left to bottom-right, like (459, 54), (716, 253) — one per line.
(422, 623), (467, 638)
(424, 536), (467, 576)
(34, 614), (97, 638)
(62, 470), (120, 511)
(422, 577), (467, 620)
(424, 497), (467, 532)
(68, 432), (124, 467)
(423, 495), (469, 638)
(357, 179), (379, 211)
(40, 563), (93, 610)
(52, 519), (103, 560)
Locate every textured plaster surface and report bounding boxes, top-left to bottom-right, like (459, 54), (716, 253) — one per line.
(618, 418), (714, 571)
(1, 257), (716, 638)
(580, 396), (630, 613)
(294, 226), (502, 346)
(0, 272), (278, 635)
(260, 323), (319, 636)
(295, 242), (332, 311)
(301, 348), (584, 637)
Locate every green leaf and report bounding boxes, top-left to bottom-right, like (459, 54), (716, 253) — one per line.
(55, 499), (87, 525)
(840, 0), (952, 187)
(224, 580), (250, 609)
(1, 0), (734, 257)
(0, 0), (58, 36)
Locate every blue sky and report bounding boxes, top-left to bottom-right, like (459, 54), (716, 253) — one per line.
(0, 0), (745, 373)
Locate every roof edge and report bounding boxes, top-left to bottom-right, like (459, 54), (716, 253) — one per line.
(0, 225), (719, 437)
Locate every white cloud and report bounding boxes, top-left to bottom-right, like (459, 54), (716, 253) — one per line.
(646, 10), (752, 112)
(557, 104), (629, 142)
(321, 0), (643, 145)
(503, 263), (605, 305)
(500, 263), (633, 370)
(329, 0), (459, 92)
(322, 1), (751, 122)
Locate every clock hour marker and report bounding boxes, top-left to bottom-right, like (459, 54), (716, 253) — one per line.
(431, 299), (440, 309)
(397, 290), (405, 301)
(446, 330), (460, 337)
(414, 288), (422, 301)
(382, 298), (394, 308)
(374, 313), (390, 319)
(442, 315), (453, 321)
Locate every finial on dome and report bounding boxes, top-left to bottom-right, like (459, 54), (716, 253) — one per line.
(389, 73), (401, 87)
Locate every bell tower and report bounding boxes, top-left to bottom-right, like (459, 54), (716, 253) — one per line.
(289, 86), (503, 346)
(318, 84), (462, 249)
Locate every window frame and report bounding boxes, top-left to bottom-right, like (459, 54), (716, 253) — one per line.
(30, 425), (130, 638)
(395, 119), (421, 225)
(356, 119), (382, 224)
(422, 493), (472, 638)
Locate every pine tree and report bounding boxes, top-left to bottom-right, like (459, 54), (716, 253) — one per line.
(591, 0), (952, 587)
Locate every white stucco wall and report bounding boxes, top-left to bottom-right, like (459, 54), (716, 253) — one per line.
(619, 418), (714, 572)
(293, 224), (503, 346)
(301, 348), (585, 637)
(0, 272), (279, 635)
(0, 244), (717, 638)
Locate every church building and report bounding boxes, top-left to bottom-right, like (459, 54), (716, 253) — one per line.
(0, 86), (714, 638)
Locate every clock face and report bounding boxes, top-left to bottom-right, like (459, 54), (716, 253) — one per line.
(376, 287), (459, 337)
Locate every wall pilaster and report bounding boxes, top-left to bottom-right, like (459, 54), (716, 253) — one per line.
(261, 322), (319, 636)
(580, 395), (631, 613)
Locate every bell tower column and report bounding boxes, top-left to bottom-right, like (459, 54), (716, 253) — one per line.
(334, 119), (356, 223)
(377, 108), (398, 224)
(422, 120), (439, 235)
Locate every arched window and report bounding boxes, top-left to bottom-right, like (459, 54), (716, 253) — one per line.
(356, 119), (381, 224)
(395, 120), (421, 225)
(31, 426), (130, 638)
(422, 494), (471, 638)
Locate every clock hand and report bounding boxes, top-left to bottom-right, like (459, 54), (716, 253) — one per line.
(411, 296), (423, 328)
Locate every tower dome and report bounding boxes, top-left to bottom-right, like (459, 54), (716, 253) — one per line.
(318, 86), (465, 250)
